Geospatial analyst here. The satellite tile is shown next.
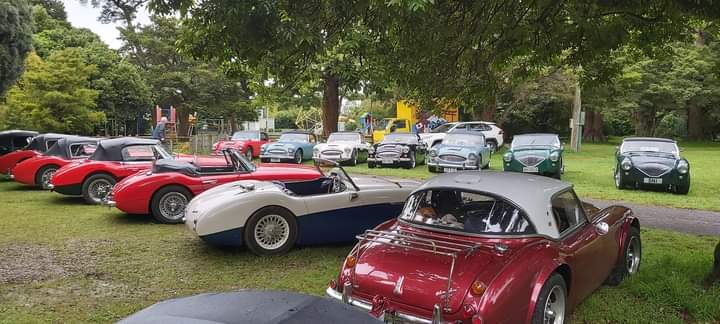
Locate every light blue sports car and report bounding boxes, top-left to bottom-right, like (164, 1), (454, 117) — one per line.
(427, 130), (492, 172)
(260, 131), (317, 164)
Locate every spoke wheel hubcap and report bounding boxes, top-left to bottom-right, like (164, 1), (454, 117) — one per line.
(543, 285), (566, 324)
(89, 179), (112, 202)
(626, 237), (641, 274)
(159, 192), (188, 220)
(254, 214), (290, 251)
(41, 169), (56, 189)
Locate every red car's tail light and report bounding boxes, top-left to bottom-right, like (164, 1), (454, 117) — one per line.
(470, 280), (486, 296)
(345, 255), (357, 268)
(329, 279), (337, 289)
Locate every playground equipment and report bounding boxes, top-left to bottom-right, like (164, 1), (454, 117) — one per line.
(371, 100), (459, 142)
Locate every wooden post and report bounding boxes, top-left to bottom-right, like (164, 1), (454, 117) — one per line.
(570, 82), (582, 152)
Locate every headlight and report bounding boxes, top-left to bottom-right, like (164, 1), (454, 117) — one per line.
(287, 147), (294, 153)
(260, 145), (267, 151)
(621, 157), (632, 171)
(503, 152), (512, 162)
(677, 160), (689, 174)
(402, 147), (410, 153)
(313, 147), (320, 154)
(549, 152), (559, 162)
(468, 153), (478, 161)
(344, 148), (351, 154)
(368, 147), (375, 154)
(429, 149), (437, 157)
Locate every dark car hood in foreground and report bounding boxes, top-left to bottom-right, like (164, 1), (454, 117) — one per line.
(119, 291), (380, 324)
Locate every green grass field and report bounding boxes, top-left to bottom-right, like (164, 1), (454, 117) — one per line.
(0, 178), (718, 323)
(337, 140), (720, 211)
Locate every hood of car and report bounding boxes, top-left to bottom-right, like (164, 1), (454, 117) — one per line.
(435, 145), (476, 157)
(266, 142), (300, 149)
(625, 153), (678, 176)
(217, 140), (246, 147)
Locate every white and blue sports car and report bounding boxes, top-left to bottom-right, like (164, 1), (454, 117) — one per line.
(184, 161), (420, 255)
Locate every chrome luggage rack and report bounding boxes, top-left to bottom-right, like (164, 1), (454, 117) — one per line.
(354, 229), (487, 313)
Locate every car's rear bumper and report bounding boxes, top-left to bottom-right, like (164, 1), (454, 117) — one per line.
(52, 183), (82, 196)
(326, 286), (433, 324)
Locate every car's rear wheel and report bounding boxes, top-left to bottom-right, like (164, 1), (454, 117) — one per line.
(294, 150), (303, 164)
(675, 181), (690, 195)
(82, 173), (116, 204)
(151, 185), (192, 224)
(368, 161), (376, 168)
(36, 165), (59, 189)
(244, 206), (298, 255)
(244, 147), (253, 160)
(531, 273), (567, 324)
(605, 226), (641, 286)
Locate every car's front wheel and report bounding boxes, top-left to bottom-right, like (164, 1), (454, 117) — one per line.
(348, 150), (358, 166)
(244, 206), (298, 255)
(605, 226), (641, 285)
(151, 185), (192, 224)
(404, 152), (416, 169)
(244, 147), (253, 160)
(531, 273), (567, 324)
(675, 179), (690, 195)
(82, 173), (116, 204)
(294, 150), (303, 164)
(614, 169), (625, 190)
(36, 165), (59, 189)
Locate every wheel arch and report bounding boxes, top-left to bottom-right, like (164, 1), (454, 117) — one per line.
(524, 259), (572, 324)
(82, 170), (117, 185)
(34, 163), (61, 185)
(148, 183), (195, 215)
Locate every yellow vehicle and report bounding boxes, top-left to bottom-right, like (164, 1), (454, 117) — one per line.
(372, 100), (458, 142)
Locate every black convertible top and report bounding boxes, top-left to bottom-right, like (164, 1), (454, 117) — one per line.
(45, 136), (99, 159)
(118, 290), (380, 324)
(152, 159), (202, 177)
(623, 137), (675, 143)
(0, 130), (38, 138)
(90, 137), (159, 161)
(27, 133), (68, 152)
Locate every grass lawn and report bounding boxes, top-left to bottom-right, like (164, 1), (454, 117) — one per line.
(0, 180), (718, 323)
(335, 140), (720, 211)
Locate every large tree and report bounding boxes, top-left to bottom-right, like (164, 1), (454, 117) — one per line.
(0, 0), (33, 96)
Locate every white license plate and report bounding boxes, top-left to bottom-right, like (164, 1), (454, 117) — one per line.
(644, 177), (662, 184)
(444, 167), (457, 173)
(270, 158), (281, 163)
(382, 158), (394, 164)
(523, 166), (538, 173)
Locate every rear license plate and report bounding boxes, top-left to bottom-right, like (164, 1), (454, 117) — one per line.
(644, 177), (662, 184)
(523, 166), (538, 173)
(382, 158), (394, 164)
(444, 167), (457, 172)
(270, 158), (280, 163)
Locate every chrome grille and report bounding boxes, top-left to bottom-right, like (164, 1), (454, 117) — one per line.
(518, 155), (545, 167)
(439, 154), (466, 162)
(638, 164), (671, 177)
(321, 150), (342, 156)
(269, 149), (288, 155)
(378, 151), (399, 158)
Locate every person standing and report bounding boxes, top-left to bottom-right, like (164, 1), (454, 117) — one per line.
(152, 117), (168, 142)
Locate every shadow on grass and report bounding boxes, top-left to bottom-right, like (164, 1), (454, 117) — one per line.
(50, 196), (87, 205)
(4, 184), (43, 191)
(107, 213), (158, 225)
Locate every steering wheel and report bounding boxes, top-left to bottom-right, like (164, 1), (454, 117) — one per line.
(330, 173), (345, 193)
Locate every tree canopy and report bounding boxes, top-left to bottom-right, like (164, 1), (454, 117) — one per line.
(0, 0), (33, 96)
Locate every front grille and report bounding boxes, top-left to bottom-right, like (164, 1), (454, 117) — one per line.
(518, 155), (545, 166)
(322, 150), (342, 156)
(638, 164), (671, 177)
(439, 154), (466, 162)
(378, 152), (400, 158)
(269, 149), (287, 155)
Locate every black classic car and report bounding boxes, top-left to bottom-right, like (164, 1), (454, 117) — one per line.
(615, 137), (690, 194)
(0, 130), (38, 156)
(368, 133), (427, 169)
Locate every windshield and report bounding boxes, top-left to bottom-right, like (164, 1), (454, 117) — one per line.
(443, 134), (485, 146)
(621, 141), (678, 155)
(230, 150), (256, 172)
(328, 133), (361, 143)
(431, 123), (455, 133)
(231, 131), (259, 140)
(511, 135), (560, 148)
(154, 144), (174, 160)
(279, 133), (309, 143)
(400, 190), (533, 235)
(382, 133), (416, 144)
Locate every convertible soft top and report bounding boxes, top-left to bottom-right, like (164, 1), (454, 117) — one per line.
(0, 130), (38, 138)
(90, 137), (159, 161)
(45, 136), (99, 160)
(118, 290), (381, 324)
(27, 133), (68, 152)
(152, 159), (201, 177)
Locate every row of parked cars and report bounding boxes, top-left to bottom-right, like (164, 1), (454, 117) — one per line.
(1, 129), (645, 324)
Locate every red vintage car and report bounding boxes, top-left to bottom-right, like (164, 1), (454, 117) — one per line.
(327, 172), (641, 324)
(213, 131), (270, 159)
(106, 149), (322, 224)
(11, 136), (99, 189)
(0, 133), (67, 176)
(49, 137), (224, 204)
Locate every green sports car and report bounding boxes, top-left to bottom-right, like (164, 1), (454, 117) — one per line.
(615, 137), (690, 194)
(503, 133), (564, 179)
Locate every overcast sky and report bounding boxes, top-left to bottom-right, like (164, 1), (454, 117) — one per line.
(62, 0), (151, 49)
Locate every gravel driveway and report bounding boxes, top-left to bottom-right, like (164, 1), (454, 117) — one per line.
(588, 199), (720, 236)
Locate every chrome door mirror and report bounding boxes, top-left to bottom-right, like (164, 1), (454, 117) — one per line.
(594, 222), (609, 235)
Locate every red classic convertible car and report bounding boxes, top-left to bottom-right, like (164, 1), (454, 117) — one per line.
(213, 130), (270, 159)
(328, 172), (641, 324)
(0, 133), (67, 176)
(106, 149), (321, 224)
(49, 137), (224, 204)
(11, 136), (99, 189)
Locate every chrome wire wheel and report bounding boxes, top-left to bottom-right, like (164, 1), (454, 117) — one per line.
(244, 148), (253, 160)
(254, 214), (290, 251)
(615, 171), (622, 188)
(158, 192), (188, 221)
(40, 168), (57, 189)
(294, 151), (302, 164)
(543, 285), (566, 324)
(626, 236), (641, 274)
(88, 179), (112, 202)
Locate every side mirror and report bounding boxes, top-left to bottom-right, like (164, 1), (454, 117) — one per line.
(594, 222), (609, 235)
(350, 192), (359, 201)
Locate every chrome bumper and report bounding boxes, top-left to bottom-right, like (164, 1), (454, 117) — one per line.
(259, 153), (294, 159)
(46, 183), (54, 190)
(427, 161), (478, 170)
(367, 157), (411, 162)
(326, 286), (436, 324)
(102, 200), (116, 208)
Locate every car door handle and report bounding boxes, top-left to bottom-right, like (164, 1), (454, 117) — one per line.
(202, 180), (218, 185)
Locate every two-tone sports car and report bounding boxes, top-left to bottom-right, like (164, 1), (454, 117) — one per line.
(11, 136), (98, 189)
(107, 149), (322, 224)
(615, 137), (690, 194)
(0, 130), (37, 157)
(313, 131), (370, 166)
(184, 161), (421, 255)
(503, 133), (564, 179)
(0, 133), (66, 176)
(368, 133), (427, 169)
(49, 137), (223, 204)
(260, 131), (317, 164)
(427, 131), (492, 173)
(212, 130), (270, 159)
(327, 172), (641, 324)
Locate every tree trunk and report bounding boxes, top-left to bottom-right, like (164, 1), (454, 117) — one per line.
(633, 107), (655, 136)
(176, 109), (189, 138)
(687, 102), (703, 140)
(322, 73), (340, 136)
(583, 110), (606, 142)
